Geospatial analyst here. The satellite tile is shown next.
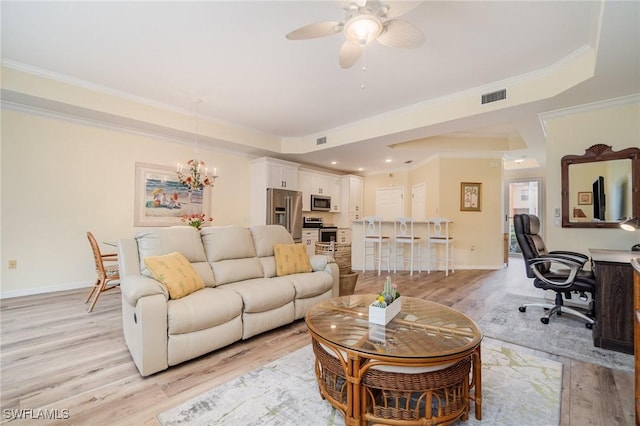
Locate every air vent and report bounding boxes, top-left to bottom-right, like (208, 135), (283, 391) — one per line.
(316, 136), (327, 145)
(481, 89), (506, 104)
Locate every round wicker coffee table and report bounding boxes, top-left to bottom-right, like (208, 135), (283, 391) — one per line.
(305, 294), (483, 426)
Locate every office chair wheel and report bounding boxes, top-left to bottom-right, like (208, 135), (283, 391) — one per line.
(540, 317), (549, 325)
(518, 306), (526, 312)
(585, 322), (593, 330)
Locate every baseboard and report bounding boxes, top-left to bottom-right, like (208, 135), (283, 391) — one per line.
(0, 281), (93, 299)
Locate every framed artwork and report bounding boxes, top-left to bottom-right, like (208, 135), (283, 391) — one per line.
(134, 162), (210, 227)
(460, 182), (482, 212)
(577, 192), (592, 205)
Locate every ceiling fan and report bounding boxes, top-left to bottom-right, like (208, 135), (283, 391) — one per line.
(286, 1), (425, 68)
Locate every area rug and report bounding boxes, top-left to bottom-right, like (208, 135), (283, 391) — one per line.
(158, 343), (562, 426)
(478, 293), (634, 372)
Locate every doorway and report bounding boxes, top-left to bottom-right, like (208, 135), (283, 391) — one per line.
(505, 178), (542, 255)
(375, 187), (404, 220)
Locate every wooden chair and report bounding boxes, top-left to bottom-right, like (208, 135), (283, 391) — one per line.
(362, 216), (390, 276)
(85, 232), (120, 312)
(427, 217), (454, 276)
(393, 217), (422, 275)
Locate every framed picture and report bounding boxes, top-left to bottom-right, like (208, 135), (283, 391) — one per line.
(460, 182), (482, 212)
(578, 192), (592, 205)
(134, 162), (210, 227)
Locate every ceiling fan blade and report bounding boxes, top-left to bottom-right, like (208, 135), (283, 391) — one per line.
(377, 20), (424, 48)
(286, 21), (343, 40)
(380, 1), (422, 19)
(339, 41), (364, 68)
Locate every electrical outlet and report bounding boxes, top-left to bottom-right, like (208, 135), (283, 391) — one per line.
(8, 260), (17, 269)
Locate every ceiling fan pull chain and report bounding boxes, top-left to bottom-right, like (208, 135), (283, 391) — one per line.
(361, 49), (367, 91)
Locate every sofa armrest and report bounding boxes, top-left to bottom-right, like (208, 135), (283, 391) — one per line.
(118, 238), (141, 277)
(121, 275), (168, 306)
(310, 255), (340, 297)
(309, 254), (333, 271)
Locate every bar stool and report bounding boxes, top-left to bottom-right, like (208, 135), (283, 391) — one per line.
(393, 217), (422, 275)
(362, 216), (390, 276)
(427, 217), (454, 276)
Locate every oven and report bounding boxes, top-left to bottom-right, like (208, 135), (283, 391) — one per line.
(319, 227), (338, 242)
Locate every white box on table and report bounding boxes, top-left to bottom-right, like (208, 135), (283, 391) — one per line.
(368, 297), (402, 325)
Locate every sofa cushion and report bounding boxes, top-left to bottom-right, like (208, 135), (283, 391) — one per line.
(201, 226), (257, 261)
(136, 226), (215, 286)
(167, 287), (243, 334)
(222, 277), (295, 314)
(201, 225), (264, 285)
(250, 225), (293, 258)
(144, 252), (205, 299)
(286, 271), (334, 299)
(210, 258), (264, 285)
(259, 257), (277, 278)
(274, 243), (312, 276)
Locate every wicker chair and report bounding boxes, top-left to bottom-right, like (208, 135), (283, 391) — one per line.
(85, 232), (120, 312)
(311, 339), (349, 416)
(361, 358), (471, 425)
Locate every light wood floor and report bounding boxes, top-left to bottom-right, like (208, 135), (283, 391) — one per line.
(0, 263), (634, 425)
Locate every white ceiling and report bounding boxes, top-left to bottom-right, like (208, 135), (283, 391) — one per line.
(2, 1), (639, 174)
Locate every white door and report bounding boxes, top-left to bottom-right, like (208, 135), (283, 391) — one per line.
(411, 183), (426, 220)
(375, 187), (404, 220)
(505, 178), (542, 255)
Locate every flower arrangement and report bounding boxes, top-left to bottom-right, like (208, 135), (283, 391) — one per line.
(372, 276), (400, 308)
(181, 213), (213, 230)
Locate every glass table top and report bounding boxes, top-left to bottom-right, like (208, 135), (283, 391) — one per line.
(305, 294), (483, 359)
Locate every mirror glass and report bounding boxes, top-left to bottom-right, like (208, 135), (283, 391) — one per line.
(561, 145), (639, 228)
(568, 159), (632, 223)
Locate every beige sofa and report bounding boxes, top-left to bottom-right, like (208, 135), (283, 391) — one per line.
(117, 224), (339, 376)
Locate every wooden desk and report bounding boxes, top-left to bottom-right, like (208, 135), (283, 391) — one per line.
(631, 257), (639, 425)
(589, 249), (636, 355)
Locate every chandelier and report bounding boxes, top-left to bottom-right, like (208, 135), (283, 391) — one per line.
(176, 100), (218, 191)
(176, 160), (217, 191)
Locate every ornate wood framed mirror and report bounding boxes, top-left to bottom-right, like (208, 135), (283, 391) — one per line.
(561, 144), (639, 228)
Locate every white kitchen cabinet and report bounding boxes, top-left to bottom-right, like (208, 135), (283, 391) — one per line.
(302, 229), (319, 257)
(337, 175), (364, 227)
(329, 175), (342, 212)
(337, 229), (352, 244)
(299, 170), (312, 211)
(267, 161), (299, 190)
(299, 168), (342, 212)
(249, 157), (300, 226)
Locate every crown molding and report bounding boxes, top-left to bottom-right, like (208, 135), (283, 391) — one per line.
(538, 93), (640, 138)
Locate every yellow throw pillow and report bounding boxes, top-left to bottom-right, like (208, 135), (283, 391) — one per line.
(143, 251), (204, 299)
(273, 243), (312, 277)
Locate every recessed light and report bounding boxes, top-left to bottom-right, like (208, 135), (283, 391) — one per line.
(331, 161), (337, 165)
(357, 167), (364, 171)
(514, 159), (524, 164)
(385, 159), (392, 163)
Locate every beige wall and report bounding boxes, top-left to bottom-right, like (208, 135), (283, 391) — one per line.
(544, 101), (639, 253)
(1, 109), (251, 296)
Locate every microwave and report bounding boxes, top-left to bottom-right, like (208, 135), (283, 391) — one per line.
(311, 194), (331, 211)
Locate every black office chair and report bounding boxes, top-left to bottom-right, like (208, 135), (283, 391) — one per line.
(513, 214), (595, 329)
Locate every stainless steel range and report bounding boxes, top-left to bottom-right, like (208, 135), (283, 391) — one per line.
(303, 217), (338, 242)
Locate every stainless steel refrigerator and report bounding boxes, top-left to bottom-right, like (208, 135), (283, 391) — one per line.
(266, 188), (302, 242)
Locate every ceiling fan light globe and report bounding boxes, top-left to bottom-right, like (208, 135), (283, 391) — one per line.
(344, 14), (382, 46)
